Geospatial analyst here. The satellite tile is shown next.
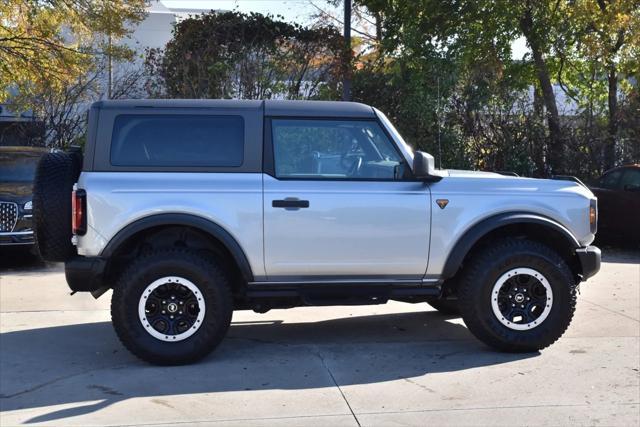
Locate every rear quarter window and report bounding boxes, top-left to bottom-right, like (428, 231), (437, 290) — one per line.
(110, 115), (244, 167)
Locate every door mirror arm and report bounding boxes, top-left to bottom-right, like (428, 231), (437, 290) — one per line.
(412, 151), (446, 182)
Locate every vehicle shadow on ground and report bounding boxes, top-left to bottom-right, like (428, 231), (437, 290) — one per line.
(0, 248), (55, 273)
(599, 246), (640, 264)
(0, 311), (537, 423)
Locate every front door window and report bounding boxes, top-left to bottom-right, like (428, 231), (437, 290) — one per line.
(271, 119), (406, 180)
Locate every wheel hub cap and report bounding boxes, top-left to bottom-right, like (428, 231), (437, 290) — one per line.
(491, 267), (553, 331)
(138, 276), (206, 342)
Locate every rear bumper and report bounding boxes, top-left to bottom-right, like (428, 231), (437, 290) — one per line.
(576, 246), (601, 281)
(65, 256), (107, 296)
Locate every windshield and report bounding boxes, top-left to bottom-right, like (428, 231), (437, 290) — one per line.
(0, 153), (41, 182)
(373, 108), (414, 164)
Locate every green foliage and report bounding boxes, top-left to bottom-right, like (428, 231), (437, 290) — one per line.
(354, 0), (639, 178)
(0, 0), (147, 105)
(146, 11), (344, 100)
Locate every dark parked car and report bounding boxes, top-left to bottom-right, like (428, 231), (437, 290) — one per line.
(0, 146), (50, 247)
(590, 164), (640, 244)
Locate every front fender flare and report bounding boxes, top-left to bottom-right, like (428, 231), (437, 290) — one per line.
(441, 212), (580, 280)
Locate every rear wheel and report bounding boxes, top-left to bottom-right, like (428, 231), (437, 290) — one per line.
(458, 238), (576, 352)
(111, 249), (233, 365)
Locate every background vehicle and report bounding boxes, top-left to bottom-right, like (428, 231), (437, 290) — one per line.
(33, 100), (601, 365)
(0, 146), (49, 249)
(590, 164), (640, 246)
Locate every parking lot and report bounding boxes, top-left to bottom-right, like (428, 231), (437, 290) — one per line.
(0, 248), (638, 426)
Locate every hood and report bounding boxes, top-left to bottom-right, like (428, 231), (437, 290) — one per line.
(0, 181), (33, 200)
(439, 169), (595, 199)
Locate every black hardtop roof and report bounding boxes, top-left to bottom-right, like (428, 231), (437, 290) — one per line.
(91, 99), (376, 118)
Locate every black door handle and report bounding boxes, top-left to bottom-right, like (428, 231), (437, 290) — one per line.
(272, 199), (309, 209)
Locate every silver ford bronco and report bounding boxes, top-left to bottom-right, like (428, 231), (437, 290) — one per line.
(33, 99), (601, 365)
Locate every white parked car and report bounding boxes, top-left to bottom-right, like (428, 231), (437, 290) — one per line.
(33, 100), (601, 365)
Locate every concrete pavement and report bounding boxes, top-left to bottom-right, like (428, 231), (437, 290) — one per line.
(0, 248), (638, 426)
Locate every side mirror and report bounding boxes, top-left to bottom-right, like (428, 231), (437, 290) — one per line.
(413, 151), (446, 181)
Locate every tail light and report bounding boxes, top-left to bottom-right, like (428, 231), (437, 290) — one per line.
(72, 189), (87, 235)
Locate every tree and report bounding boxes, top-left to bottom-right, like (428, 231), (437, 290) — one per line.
(354, 0), (640, 175)
(146, 11), (344, 100)
(516, 0), (567, 173)
(14, 58), (147, 148)
(0, 0), (147, 105)
(560, 0), (640, 169)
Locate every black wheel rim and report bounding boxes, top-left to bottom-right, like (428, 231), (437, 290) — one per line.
(491, 268), (553, 330)
(139, 276), (205, 341)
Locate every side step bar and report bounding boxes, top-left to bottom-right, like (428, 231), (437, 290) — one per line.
(246, 280), (441, 304)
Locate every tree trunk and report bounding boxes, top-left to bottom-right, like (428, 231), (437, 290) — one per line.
(374, 11), (383, 43)
(604, 65), (619, 171)
(520, 4), (564, 174)
(531, 86), (546, 176)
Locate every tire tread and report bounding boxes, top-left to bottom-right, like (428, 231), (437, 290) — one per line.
(458, 238), (577, 352)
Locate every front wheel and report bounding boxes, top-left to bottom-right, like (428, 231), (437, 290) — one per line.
(458, 238), (577, 352)
(111, 249), (233, 365)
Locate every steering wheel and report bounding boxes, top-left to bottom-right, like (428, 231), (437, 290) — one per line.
(347, 156), (363, 177)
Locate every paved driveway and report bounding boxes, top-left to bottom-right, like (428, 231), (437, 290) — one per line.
(1, 248), (638, 426)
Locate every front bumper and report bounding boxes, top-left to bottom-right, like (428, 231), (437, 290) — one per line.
(576, 246), (601, 281)
(0, 230), (35, 245)
(0, 208), (35, 245)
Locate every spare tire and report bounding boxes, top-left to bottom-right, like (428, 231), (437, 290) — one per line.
(33, 151), (82, 262)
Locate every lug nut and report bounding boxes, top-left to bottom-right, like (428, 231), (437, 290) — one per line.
(162, 300), (166, 304)
(162, 310), (166, 314)
(521, 305), (525, 308)
(170, 315), (174, 319)
(179, 311), (183, 314)
(171, 295), (175, 300)
(509, 295), (512, 299)
(512, 304), (515, 307)
(527, 297), (530, 301)
(179, 301), (184, 305)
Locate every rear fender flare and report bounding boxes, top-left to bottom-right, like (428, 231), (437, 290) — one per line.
(101, 213), (254, 282)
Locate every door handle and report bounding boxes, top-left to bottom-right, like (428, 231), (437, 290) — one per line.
(272, 198), (309, 209)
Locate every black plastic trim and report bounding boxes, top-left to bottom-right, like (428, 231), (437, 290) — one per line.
(246, 282), (440, 300)
(272, 199), (309, 208)
(576, 246), (601, 280)
(441, 212), (581, 279)
(101, 213), (254, 282)
(65, 256), (106, 293)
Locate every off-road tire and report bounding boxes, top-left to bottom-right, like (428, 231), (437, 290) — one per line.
(458, 238), (576, 352)
(426, 297), (460, 316)
(111, 249), (233, 365)
(32, 151), (81, 262)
